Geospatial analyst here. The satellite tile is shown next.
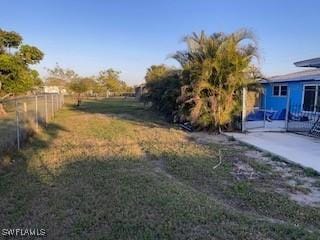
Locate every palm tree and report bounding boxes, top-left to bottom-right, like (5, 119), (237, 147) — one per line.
(172, 29), (261, 131)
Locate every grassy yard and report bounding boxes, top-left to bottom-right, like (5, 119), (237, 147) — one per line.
(1, 98), (320, 239)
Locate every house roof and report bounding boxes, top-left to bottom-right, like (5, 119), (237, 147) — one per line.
(294, 57), (320, 68)
(262, 69), (320, 84)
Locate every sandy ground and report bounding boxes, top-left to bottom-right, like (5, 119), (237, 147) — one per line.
(190, 132), (320, 207)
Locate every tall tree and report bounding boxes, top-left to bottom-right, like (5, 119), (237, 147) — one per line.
(98, 68), (130, 92)
(145, 65), (171, 83)
(45, 64), (78, 88)
(0, 29), (43, 97)
(172, 29), (261, 131)
(0, 29), (22, 53)
(18, 45), (44, 64)
(69, 78), (89, 106)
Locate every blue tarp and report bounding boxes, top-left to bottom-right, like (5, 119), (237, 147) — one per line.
(247, 109), (310, 122)
(271, 109), (286, 121)
(247, 109), (286, 121)
(247, 110), (265, 121)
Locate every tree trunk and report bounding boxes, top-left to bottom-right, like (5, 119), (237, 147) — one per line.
(0, 103), (7, 116)
(76, 93), (81, 107)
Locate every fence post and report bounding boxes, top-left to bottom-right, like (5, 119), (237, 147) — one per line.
(45, 95), (48, 126)
(23, 102), (27, 113)
(285, 88), (291, 131)
(56, 94), (59, 110)
(15, 100), (20, 150)
(263, 90), (267, 128)
(51, 94), (54, 118)
(242, 87), (247, 132)
(35, 95), (38, 130)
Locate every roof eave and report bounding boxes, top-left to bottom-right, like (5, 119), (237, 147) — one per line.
(294, 58), (320, 68)
(261, 78), (320, 84)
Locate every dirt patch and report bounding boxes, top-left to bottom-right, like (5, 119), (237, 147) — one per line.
(189, 132), (320, 207)
(287, 188), (320, 207)
(190, 132), (245, 151)
(190, 132), (231, 145)
(276, 176), (320, 207)
(244, 150), (320, 207)
(232, 161), (258, 180)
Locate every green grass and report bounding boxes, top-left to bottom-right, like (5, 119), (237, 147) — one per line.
(304, 167), (320, 177)
(0, 98), (320, 239)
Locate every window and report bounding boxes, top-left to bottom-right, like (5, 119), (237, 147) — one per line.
(280, 85), (288, 96)
(273, 86), (280, 96)
(273, 85), (287, 96)
(303, 85), (320, 112)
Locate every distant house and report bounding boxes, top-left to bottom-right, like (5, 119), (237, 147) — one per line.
(261, 58), (320, 113)
(135, 84), (146, 100)
(42, 86), (67, 94)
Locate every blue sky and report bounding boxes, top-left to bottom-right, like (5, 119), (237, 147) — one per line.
(1, 0), (320, 85)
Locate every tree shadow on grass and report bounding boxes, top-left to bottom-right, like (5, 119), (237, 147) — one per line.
(0, 122), (69, 172)
(1, 121), (319, 239)
(0, 117), (17, 155)
(72, 98), (172, 129)
(1, 151), (318, 240)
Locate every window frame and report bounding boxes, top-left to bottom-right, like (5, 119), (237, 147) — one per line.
(302, 84), (320, 113)
(272, 84), (288, 97)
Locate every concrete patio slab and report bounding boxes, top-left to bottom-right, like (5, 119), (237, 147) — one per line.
(224, 131), (320, 173)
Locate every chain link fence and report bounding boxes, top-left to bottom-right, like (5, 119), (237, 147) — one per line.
(241, 88), (289, 132)
(0, 94), (64, 153)
(287, 104), (320, 136)
(240, 88), (320, 137)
